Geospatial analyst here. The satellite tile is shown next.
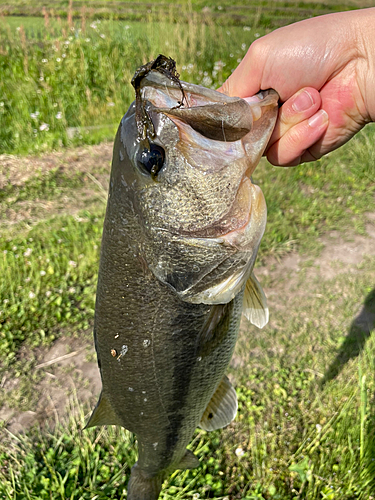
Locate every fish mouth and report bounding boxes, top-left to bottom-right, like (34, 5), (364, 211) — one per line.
(137, 70), (278, 304)
(140, 72), (278, 241)
(140, 70), (278, 150)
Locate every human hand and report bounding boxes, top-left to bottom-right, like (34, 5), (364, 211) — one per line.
(219, 9), (375, 166)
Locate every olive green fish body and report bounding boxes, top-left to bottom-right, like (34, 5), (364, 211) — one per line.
(93, 129), (243, 473)
(87, 57), (279, 500)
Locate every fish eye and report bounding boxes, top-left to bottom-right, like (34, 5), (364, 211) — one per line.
(138, 144), (165, 177)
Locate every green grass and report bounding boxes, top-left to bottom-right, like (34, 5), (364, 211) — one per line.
(0, 129), (374, 497)
(1, 1), (375, 498)
(0, 10), (265, 154)
(256, 123), (375, 257)
(0, 0), (367, 29)
(0, 212), (101, 370)
(1, 260), (374, 499)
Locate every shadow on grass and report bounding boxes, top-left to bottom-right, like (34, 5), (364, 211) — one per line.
(321, 287), (375, 386)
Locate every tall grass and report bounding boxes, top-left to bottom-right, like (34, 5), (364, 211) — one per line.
(0, 7), (259, 155)
(0, 212), (101, 372)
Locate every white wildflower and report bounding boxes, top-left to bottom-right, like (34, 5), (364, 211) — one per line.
(68, 287), (76, 293)
(39, 76), (44, 81)
(316, 424), (322, 433)
(42, 58), (48, 63)
(46, 291), (52, 297)
(3, 299), (9, 304)
(243, 26), (251, 31)
(68, 260), (77, 267)
(40, 270), (46, 276)
(107, 102), (115, 107)
(100, 34), (105, 39)
(23, 248), (32, 257)
(0, 102), (4, 107)
(29, 291), (35, 299)
(56, 58), (61, 63)
(39, 123), (49, 131)
(255, 33), (260, 38)
(62, 53), (66, 58)
(86, 38), (91, 42)
(56, 111), (62, 119)
(202, 76), (212, 87)
(235, 447), (245, 458)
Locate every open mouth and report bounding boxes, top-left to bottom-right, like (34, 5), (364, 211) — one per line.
(139, 70), (278, 246)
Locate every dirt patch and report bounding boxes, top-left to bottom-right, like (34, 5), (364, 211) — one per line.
(0, 143), (113, 231)
(0, 143), (113, 190)
(0, 336), (101, 435)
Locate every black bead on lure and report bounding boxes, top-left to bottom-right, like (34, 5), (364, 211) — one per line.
(86, 55), (279, 500)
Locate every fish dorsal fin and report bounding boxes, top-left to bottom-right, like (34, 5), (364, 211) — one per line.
(84, 392), (121, 429)
(242, 272), (269, 329)
(199, 375), (238, 432)
(176, 449), (200, 470)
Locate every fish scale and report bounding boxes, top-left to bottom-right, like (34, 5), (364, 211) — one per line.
(86, 56), (278, 499)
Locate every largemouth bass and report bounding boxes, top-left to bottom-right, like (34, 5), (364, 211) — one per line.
(86, 55), (278, 500)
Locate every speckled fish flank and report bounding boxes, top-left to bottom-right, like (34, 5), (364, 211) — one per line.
(86, 55), (279, 500)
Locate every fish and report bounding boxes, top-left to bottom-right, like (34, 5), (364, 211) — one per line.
(86, 55), (279, 500)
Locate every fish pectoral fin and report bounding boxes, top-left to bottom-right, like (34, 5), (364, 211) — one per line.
(176, 449), (200, 470)
(84, 392), (121, 428)
(199, 375), (238, 432)
(242, 272), (269, 329)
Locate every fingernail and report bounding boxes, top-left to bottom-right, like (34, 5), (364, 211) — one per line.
(308, 109), (329, 128)
(292, 90), (314, 112)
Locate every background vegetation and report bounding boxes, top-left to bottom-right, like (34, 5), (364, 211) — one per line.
(1, 1), (375, 499)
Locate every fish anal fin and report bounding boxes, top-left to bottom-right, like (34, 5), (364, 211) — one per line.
(176, 449), (200, 470)
(84, 392), (121, 429)
(242, 272), (269, 329)
(199, 375), (238, 432)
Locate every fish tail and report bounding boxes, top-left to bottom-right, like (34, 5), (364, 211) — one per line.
(127, 463), (164, 500)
